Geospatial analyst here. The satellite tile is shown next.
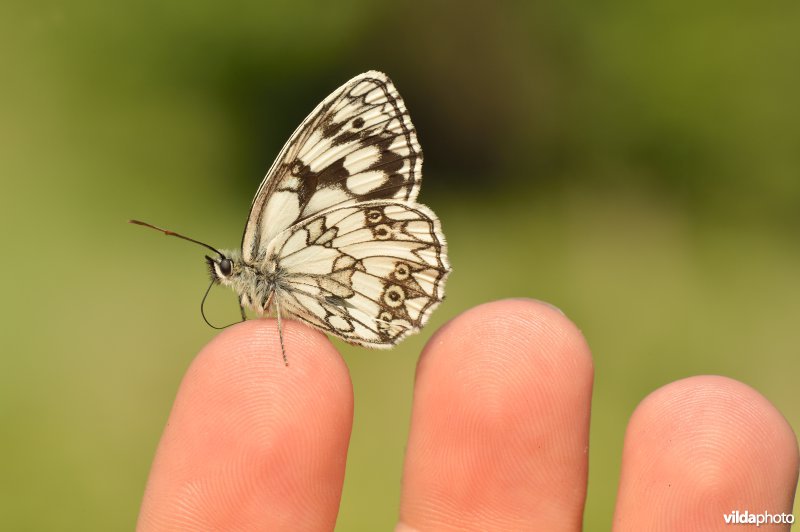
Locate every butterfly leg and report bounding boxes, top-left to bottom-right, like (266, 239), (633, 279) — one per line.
(239, 304), (246, 322)
(274, 293), (288, 367)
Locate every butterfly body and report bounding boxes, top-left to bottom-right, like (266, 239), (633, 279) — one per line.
(134, 71), (449, 361)
(206, 249), (277, 314)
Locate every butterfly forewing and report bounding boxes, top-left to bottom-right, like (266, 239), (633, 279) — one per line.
(265, 201), (448, 347)
(242, 71), (423, 264)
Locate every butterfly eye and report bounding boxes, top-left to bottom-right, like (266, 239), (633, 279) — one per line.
(219, 258), (232, 276)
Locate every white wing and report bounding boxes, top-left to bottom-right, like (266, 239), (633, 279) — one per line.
(242, 71), (423, 264)
(265, 201), (449, 347)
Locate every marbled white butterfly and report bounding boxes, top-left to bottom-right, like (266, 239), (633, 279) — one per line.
(132, 71), (450, 365)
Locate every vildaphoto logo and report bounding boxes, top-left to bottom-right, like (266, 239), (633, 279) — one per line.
(723, 510), (794, 526)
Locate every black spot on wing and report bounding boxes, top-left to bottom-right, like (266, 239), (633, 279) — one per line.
(316, 158), (350, 188)
(359, 137), (406, 201)
(292, 157), (351, 209)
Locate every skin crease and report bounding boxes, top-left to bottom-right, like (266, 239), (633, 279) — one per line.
(137, 299), (799, 532)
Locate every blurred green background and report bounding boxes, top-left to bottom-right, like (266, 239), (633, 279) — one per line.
(2, 1), (798, 529)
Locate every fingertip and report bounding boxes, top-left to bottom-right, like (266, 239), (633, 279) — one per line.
(188, 318), (350, 393)
(421, 297), (590, 363)
(615, 375), (799, 530)
(417, 298), (593, 403)
(631, 376), (798, 462)
(175, 319), (353, 452)
(139, 319), (353, 531)
(400, 298), (594, 531)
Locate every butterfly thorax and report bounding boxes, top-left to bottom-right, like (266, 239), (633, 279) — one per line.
(210, 248), (285, 315)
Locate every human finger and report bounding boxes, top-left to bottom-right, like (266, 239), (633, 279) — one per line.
(137, 319), (353, 531)
(398, 299), (594, 531)
(613, 376), (799, 531)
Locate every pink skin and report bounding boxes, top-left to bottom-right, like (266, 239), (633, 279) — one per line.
(137, 299), (798, 531)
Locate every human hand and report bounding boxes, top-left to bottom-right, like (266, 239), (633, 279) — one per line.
(136, 299), (798, 531)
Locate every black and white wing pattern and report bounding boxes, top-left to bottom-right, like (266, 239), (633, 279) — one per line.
(132, 71), (446, 354)
(265, 201), (449, 347)
(241, 71), (423, 264)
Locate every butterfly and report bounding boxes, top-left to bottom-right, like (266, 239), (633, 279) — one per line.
(131, 71), (450, 365)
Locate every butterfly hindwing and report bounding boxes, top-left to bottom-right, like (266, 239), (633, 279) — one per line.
(242, 71), (423, 264)
(265, 201), (449, 347)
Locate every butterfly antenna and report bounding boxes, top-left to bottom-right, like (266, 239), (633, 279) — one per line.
(274, 294), (289, 366)
(129, 219), (224, 257)
(200, 280), (228, 330)
(199, 280), (243, 330)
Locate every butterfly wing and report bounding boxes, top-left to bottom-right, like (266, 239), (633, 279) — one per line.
(265, 201), (449, 347)
(242, 71), (423, 264)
